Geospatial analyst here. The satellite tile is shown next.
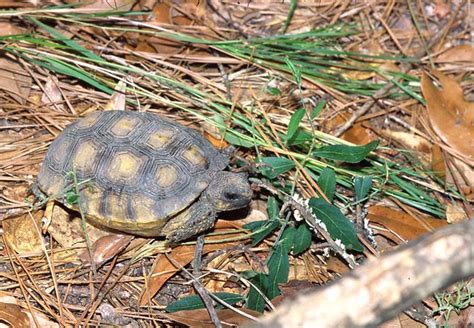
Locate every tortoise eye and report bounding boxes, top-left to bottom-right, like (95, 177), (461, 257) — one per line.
(224, 192), (240, 201)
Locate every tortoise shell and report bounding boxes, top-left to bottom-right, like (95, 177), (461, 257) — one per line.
(36, 111), (229, 236)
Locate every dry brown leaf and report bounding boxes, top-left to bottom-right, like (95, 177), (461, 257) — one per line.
(445, 156), (474, 197)
(41, 76), (64, 109)
(0, 22), (26, 36)
(166, 308), (260, 327)
(46, 205), (109, 262)
(378, 129), (431, 164)
(342, 122), (376, 145)
(379, 313), (426, 328)
(431, 144), (446, 181)
(446, 203), (468, 224)
(0, 302), (30, 328)
(437, 44), (474, 63)
(0, 57), (32, 104)
(79, 234), (133, 267)
(139, 225), (248, 306)
(421, 71), (474, 165)
(368, 205), (447, 242)
(2, 211), (43, 255)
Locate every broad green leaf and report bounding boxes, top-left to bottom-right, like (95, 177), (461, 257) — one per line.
(267, 86), (281, 95)
(241, 270), (258, 280)
(313, 140), (379, 163)
(246, 273), (268, 312)
(354, 176), (373, 201)
(259, 157), (295, 179)
(310, 100), (326, 120)
(286, 108), (306, 141)
(293, 224), (313, 255)
(309, 198), (363, 252)
(266, 243), (289, 299)
(267, 196), (280, 219)
(224, 132), (255, 148)
(281, 226), (296, 251)
(244, 220), (281, 246)
(318, 167), (336, 202)
(166, 292), (243, 313)
(286, 128), (313, 146)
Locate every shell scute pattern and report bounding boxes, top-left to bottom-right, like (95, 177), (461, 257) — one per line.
(37, 111), (229, 232)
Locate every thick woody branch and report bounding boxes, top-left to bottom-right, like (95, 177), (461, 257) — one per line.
(250, 220), (474, 328)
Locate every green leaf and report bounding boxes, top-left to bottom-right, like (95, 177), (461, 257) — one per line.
(286, 128), (313, 146)
(259, 157), (295, 179)
(318, 167), (336, 202)
(308, 198), (363, 252)
(310, 100), (326, 120)
(313, 140), (379, 163)
(266, 243), (289, 299)
(293, 224), (313, 255)
(224, 131), (255, 148)
(267, 86), (281, 95)
(246, 273), (268, 312)
(354, 176), (372, 202)
(281, 226), (296, 251)
(166, 292), (243, 313)
(286, 108), (306, 141)
(65, 190), (79, 205)
(284, 57), (301, 87)
(244, 220), (281, 246)
(267, 196), (280, 220)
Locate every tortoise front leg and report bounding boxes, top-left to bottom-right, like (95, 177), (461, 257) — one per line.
(160, 197), (216, 243)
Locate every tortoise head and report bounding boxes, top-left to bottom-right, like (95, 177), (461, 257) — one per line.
(205, 171), (252, 212)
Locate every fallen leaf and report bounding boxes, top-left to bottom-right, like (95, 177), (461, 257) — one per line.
(342, 122), (377, 146)
(41, 76), (64, 110)
(166, 308), (260, 327)
(421, 71), (474, 165)
(0, 302), (30, 328)
(446, 203), (468, 224)
(0, 57), (32, 104)
(368, 205), (448, 242)
(380, 313), (426, 328)
(46, 205), (109, 261)
(445, 156), (474, 197)
(79, 234), (133, 267)
(431, 144), (446, 181)
(0, 22), (26, 36)
(437, 44), (474, 63)
(139, 226), (249, 306)
(2, 211), (43, 255)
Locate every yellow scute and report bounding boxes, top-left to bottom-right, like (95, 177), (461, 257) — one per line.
(131, 195), (158, 223)
(107, 193), (128, 221)
(107, 152), (141, 181)
(154, 164), (178, 188)
(146, 129), (173, 149)
(183, 145), (208, 168)
(110, 116), (141, 137)
(72, 140), (98, 174)
(76, 112), (101, 129)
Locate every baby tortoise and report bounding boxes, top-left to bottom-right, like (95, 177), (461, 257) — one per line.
(34, 110), (252, 242)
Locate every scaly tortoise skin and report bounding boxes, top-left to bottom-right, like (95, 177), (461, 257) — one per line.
(35, 110), (252, 242)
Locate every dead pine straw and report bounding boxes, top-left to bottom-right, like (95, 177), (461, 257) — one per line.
(0, 1), (473, 327)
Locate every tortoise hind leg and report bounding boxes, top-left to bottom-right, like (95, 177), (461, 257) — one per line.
(160, 197), (216, 243)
